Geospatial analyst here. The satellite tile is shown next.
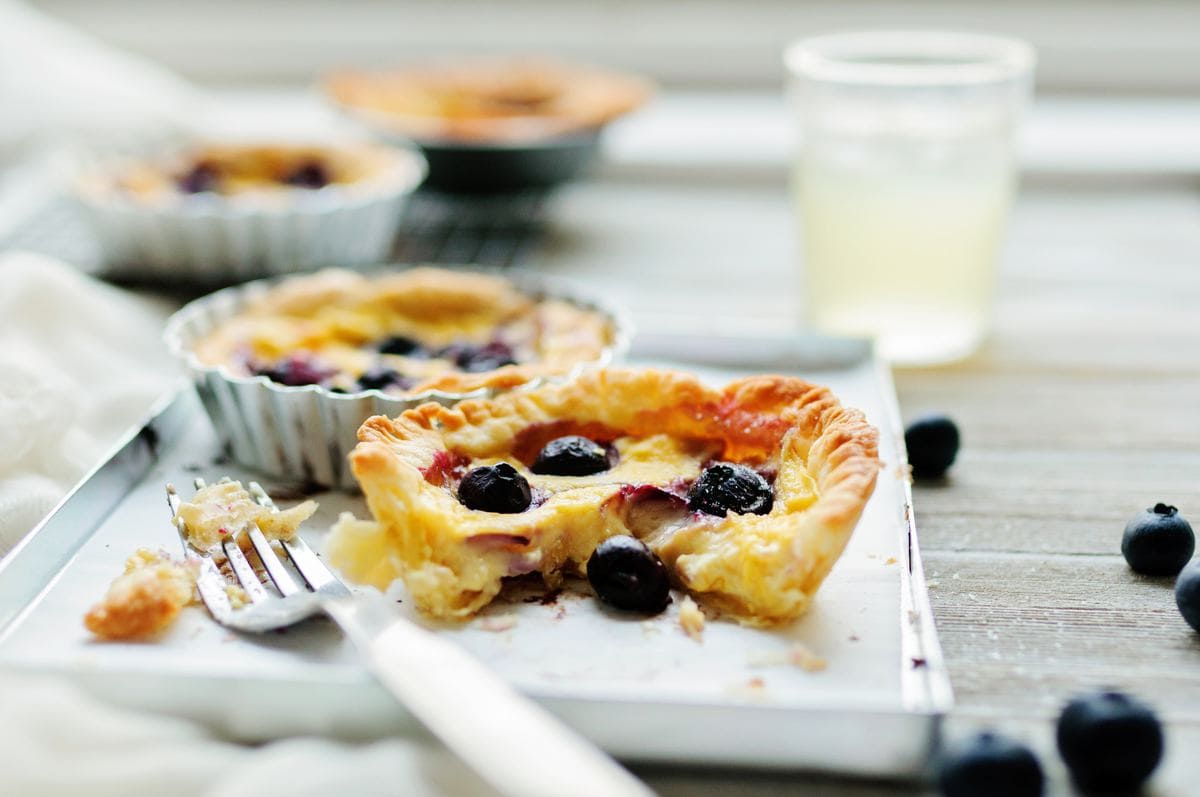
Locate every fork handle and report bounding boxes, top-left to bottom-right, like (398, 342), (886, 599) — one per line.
(325, 598), (655, 797)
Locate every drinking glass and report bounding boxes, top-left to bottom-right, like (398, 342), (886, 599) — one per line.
(786, 31), (1034, 365)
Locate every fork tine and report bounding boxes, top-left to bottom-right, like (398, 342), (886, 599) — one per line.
(247, 526), (301, 596)
(248, 482), (349, 596)
(222, 539), (269, 603)
(164, 483), (233, 623)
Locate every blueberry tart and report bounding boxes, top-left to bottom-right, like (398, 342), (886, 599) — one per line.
(328, 369), (880, 622)
(166, 267), (626, 489)
(186, 267), (620, 397)
(77, 141), (425, 282)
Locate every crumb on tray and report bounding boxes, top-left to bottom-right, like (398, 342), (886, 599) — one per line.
(678, 595), (705, 642)
(84, 549), (197, 640)
(747, 642), (828, 673)
(479, 613), (518, 632)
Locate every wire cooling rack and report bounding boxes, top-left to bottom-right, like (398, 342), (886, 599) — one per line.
(1, 189), (549, 276)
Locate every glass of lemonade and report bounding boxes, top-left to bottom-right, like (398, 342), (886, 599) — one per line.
(785, 32), (1034, 365)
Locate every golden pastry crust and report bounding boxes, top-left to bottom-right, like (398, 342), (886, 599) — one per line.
(84, 550), (197, 640)
(332, 368), (880, 624)
(325, 60), (652, 143)
(190, 267), (616, 396)
(92, 142), (406, 203)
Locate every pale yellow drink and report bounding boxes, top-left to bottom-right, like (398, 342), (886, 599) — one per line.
(798, 148), (1014, 364)
(786, 32), (1034, 365)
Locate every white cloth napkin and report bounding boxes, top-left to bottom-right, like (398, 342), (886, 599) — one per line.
(0, 252), (177, 551)
(0, 254), (505, 796)
(0, 0), (196, 162)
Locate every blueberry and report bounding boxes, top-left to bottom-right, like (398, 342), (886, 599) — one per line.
(443, 341), (518, 373)
(1056, 690), (1163, 794)
(457, 463), (531, 514)
(937, 731), (1044, 797)
(254, 355), (332, 387)
(531, 436), (611, 476)
(282, 160), (330, 189)
(355, 367), (411, 393)
(377, 335), (425, 357)
(586, 535), (671, 614)
(1121, 503), (1195, 576)
(1176, 561), (1200, 632)
(905, 415), (960, 479)
(687, 464), (773, 517)
(177, 162), (220, 194)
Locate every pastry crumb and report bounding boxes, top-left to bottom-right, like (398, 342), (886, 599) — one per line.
(678, 596), (705, 642)
(224, 583), (251, 609)
(748, 642), (827, 672)
(726, 677), (768, 701)
(884, 556), (898, 565)
(479, 613), (518, 632)
(84, 549), (197, 640)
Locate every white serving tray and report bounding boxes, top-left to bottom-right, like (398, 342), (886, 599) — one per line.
(0, 334), (951, 777)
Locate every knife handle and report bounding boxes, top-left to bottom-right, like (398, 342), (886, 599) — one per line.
(326, 599), (655, 797)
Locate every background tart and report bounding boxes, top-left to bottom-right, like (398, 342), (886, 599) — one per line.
(330, 368), (881, 624)
(110, 143), (395, 200)
(325, 59), (652, 144)
(189, 267), (617, 397)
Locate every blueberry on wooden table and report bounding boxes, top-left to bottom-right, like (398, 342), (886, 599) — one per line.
(687, 463), (773, 517)
(1056, 690), (1163, 794)
(1175, 562), (1200, 632)
(532, 435), (611, 476)
(1121, 503), (1195, 576)
(586, 535), (671, 614)
(904, 415), (960, 479)
(937, 730), (1044, 797)
(457, 463), (531, 514)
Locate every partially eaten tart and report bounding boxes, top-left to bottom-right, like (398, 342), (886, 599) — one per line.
(328, 369), (880, 624)
(188, 267), (620, 396)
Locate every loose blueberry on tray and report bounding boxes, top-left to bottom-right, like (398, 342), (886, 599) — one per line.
(937, 730), (1044, 797)
(1056, 690), (1163, 794)
(1121, 503), (1195, 576)
(457, 463), (531, 514)
(687, 463), (773, 517)
(586, 535), (671, 614)
(904, 415), (960, 479)
(1175, 562), (1200, 632)
(531, 435), (612, 476)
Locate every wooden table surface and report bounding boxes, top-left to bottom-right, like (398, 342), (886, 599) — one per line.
(537, 176), (1200, 796)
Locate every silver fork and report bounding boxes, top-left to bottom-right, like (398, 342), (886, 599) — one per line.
(166, 478), (654, 797)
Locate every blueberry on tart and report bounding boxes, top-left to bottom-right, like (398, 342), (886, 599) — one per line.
(327, 369), (880, 623)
